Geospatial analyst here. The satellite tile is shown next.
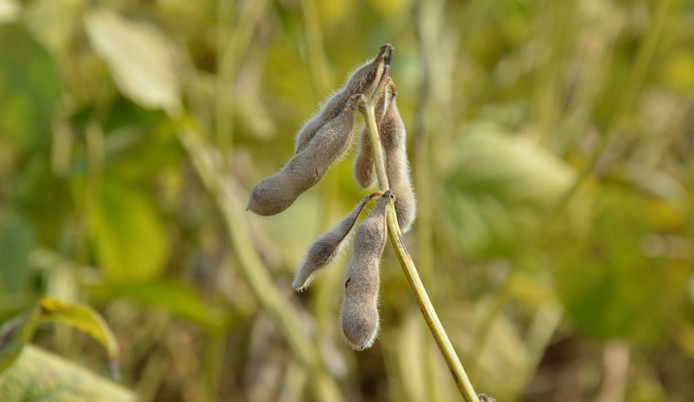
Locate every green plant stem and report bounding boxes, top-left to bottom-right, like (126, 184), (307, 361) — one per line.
(360, 90), (479, 402)
(362, 99), (390, 190)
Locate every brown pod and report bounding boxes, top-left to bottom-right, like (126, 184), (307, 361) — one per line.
(353, 89), (388, 189)
(381, 88), (416, 233)
(295, 44), (393, 154)
(340, 191), (392, 351)
(292, 192), (379, 291)
(247, 95), (360, 216)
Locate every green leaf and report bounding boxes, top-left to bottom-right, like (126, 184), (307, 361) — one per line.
(0, 23), (60, 151)
(87, 179), (170, 283)
(37, 297), (118, 360)
(0, 345), (134, 402)
(85, 9), (181, 115)
(443, 125), (577, 260)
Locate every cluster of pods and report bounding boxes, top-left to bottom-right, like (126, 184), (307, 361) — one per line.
(247, 44), (415, 350)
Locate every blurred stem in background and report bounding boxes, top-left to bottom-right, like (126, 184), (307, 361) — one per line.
(215, 0), (235, 156)
(299, 0), (332, 96)
(208, 2), (268, 397)
(413, 1), (448, 399)
(298, 0), (337, 234)
(595, 341), (630, 402)
(215, 0), (267, 157)
(532, 0), (573, 149)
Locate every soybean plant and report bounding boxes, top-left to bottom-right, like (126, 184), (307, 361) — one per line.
(247, 44), (485, 402)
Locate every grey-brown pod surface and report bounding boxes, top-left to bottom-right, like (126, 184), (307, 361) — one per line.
(340, 191), (392, 351)
(292, 192), (379, 291)
(247, 95), (361, 216)
(294, 44), (393, 154)
(381, 89), (416, 233)
(353, 89), (388, 189)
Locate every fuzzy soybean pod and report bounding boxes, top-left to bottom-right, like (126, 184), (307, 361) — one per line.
(247, 95), (361, 216)
(340, 191), (393, 351)
(294, 44), (393, 154)
(292, 192), (379, 291)
(381, 88), (416, 233)
(352, 89), (388, 189)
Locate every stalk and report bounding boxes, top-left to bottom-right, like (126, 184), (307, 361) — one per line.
(358, 76), (481, 402)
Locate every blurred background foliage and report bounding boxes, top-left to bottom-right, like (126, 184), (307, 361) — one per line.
(0, 0), (693, 400)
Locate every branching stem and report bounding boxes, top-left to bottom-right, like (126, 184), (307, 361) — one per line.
(359, 74), (480, 402)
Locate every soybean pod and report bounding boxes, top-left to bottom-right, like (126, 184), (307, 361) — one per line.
(295, 45), (393, 154)
(292, 192), (380, 291)
(381, 85), (416, 233)
(247, 94), (361, 216)
(340, 191), (393, 351)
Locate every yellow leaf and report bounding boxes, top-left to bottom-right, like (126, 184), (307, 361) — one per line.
(38, 297), (118, 360)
